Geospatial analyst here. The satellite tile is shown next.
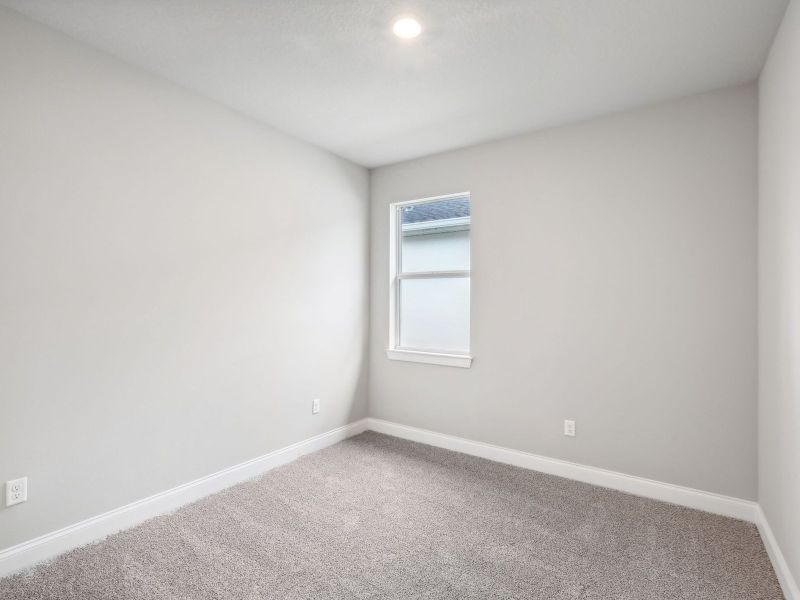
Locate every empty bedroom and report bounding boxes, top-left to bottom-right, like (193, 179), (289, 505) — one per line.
(1, 1), (798, 598)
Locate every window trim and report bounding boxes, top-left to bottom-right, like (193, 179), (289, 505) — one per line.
(387, 192), (472, 368)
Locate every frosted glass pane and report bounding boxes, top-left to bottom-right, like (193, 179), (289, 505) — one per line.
(399, 278), (470, 353)
(400, 197), (470, 272)
(402, 230), (470, 272)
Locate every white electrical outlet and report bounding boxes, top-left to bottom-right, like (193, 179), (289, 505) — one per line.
(6, 477), (27, 507)
(564, 420), (576, 437)
(312, 398), (320, 415)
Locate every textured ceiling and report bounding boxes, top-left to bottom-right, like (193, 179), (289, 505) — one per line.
(0, 0), (788, 167)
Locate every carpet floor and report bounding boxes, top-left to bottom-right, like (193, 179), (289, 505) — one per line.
(0, 432), (783, 599)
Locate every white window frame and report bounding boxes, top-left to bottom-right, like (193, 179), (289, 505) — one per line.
(386, 192), (472, 368)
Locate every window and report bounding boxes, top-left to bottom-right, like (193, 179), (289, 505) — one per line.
(387, 193), (472, 368)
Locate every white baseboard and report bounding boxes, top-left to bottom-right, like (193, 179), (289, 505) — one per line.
(0, 418), (368, 579)
(6, 416), (794, 597)
(365, 418), (757, 522)
(756, 506), (800, 600)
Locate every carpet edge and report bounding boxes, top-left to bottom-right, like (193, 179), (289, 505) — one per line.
(365, 418), (757, 522)
(0, 418), (369, 578)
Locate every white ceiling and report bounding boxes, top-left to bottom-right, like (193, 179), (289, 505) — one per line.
(1, 0), (788, 167)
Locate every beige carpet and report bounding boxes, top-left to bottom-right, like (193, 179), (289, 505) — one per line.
(0, 432), (783, 599)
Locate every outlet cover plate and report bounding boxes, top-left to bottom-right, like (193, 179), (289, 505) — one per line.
(6, 477), (27, 507)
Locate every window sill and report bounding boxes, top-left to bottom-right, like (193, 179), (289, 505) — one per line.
(385, 349), (473, 369)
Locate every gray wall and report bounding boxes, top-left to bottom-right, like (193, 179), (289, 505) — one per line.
(370, 85), (758, 500)
(759, 0), (800, 585)
(0, 7), (369, 550)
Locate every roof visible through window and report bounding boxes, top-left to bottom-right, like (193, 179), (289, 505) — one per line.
(401, 197), (470, 224)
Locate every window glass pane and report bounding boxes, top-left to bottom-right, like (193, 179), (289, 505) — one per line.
(400, 197), (470, 272)
(399, 277), (470, 353)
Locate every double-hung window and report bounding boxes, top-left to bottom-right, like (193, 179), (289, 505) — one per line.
(387, 193), (472, 368)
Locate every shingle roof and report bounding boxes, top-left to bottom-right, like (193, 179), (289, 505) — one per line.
(401, 197), (470, 224)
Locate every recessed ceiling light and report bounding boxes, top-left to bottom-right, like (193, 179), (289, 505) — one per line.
(393, 17), (422, 40)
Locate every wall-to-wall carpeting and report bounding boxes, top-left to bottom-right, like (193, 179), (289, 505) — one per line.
(0, 433), (782, 599)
